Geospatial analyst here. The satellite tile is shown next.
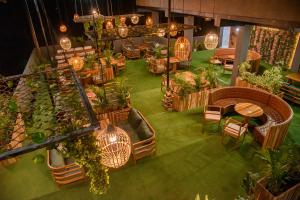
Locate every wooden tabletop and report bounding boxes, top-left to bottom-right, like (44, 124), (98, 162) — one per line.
(286, 73), (300, 83)
(234, 103), (263, 118)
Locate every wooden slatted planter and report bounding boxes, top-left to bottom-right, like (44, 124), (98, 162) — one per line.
(172, 90), (209, 112)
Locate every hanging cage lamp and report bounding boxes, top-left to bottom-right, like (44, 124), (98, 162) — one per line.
(68, 55), (84, 71)
(131, 15), (139, 24)
(96, 124), (131, 169)
(59, 37), (72, 50)
(174, 37), (191, 61)
(118, 24), (128, 38)
(156, 28), (166, 37)
(204, 33), (219, 50)
(146, 16), (153, 27)
(169, 22), (178, 37)
(59, 24), (67, 33)
(73, 13), (79, 21)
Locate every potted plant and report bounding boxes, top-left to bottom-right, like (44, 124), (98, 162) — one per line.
(89, 86), (109, 119)
(115, 78), (130, 108)
(248, 144), (300, 200)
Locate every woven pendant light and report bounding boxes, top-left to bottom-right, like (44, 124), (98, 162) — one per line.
(157, 28), (166, 37)
(68, 55), (84, 71)
(204, 33), (219, 50)
(146, 16), (153, 27)
(59, 37), (72, 50)
(131, 15), (139, 24)
(59, 24), (67, 33)
(174, 37), (191, 61)
(106, 20), (114, 30)
(169, 22), (177, 37)
(96, 125), (131, 169)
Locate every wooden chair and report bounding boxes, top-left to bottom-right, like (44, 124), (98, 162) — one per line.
(223, 59), (234, 73)
(202, 105), (222, 133)
(222, 117), (248, 145)
(116, 56), (126, 74)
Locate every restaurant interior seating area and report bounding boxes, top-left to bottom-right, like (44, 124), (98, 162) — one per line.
(0, 0), (300, 200)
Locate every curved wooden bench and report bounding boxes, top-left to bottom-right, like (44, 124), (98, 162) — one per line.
(208, 87), (293, 149)
(212, 48), (261, 73)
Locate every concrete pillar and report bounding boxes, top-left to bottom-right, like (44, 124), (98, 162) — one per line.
(184, 16), (194, 46)
(151, 11), (159, 24)
(291, 36), (300, 72)
(231, 25), (252, 85)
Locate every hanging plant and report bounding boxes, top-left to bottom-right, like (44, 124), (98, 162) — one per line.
(62, 135), (109, 195)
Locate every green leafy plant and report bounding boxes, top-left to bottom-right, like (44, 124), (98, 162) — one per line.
(203, 66), (219, 89)
(239, 63), (284, 95)
(115, 78), (130, 108)
(89, 86), (109, 113)
(62, 135), (109, 195)
(241, 171), (259, 199)
(174, 76), (195, 96)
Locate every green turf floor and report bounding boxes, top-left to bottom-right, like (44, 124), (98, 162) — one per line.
(0, 50), (299, 200)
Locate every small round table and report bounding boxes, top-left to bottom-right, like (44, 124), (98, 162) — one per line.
(234, 102), (263, 123)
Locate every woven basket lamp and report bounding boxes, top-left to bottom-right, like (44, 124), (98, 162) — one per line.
(169, 23), (177, 37)
(174, 37), (191, 61)
(59, 24), (67, 33)
(68, 55), (84, 71)
(96, 124), (131, 169)
(106, 20), (114, 30)
(131, 15), (139, 24)
(156, 28), (166, 37)
(59, 37), (72, 50)
(146, 17), (153, 27)
(204, 33), (219, 50)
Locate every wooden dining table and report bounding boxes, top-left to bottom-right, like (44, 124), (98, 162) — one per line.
(234, 102), (263, 123)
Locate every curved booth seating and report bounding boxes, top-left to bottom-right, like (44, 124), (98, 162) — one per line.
(208, 87), (293, 149)
(211, 48), (261, 73)
(47, 149), (85, 185)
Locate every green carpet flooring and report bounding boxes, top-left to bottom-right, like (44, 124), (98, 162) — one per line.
(0, 50), (299, 200)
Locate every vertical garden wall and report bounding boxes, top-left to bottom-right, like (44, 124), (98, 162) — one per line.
(249, 26), (299, 66)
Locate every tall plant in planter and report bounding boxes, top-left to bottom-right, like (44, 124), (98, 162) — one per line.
(89, 86), (109, 114)
(115, 78), (130, 108)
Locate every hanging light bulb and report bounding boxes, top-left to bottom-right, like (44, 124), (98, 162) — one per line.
(169, 22), (178, 37)
(118, 24), (128, 38)
(59, 37), (72, 50)
(120, 16), (126, 24)
(73, 13), (79, 21)
(59, 24), (67, 33)
(146, 16), (153, 27)
(95, 125), (131, 169)
(92, 9), (99, 16)
(131, 15), (139, 24)
(204, 33), (219, 50)
(68, 55), (84, 71)
(106, 20), (114, 30)
(156, 28), (166, 37)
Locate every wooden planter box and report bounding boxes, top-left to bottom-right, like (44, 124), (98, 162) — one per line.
(254, 178), (300, 200)
(172, 90), (209, 112)
(95, 106), (131, 124)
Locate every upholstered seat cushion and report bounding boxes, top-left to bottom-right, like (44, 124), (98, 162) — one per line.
(128, 108), (142, 129)
(256, 117), (275, 136)
(50, 149), (65, 167)
(137, 121), (153, 140)
(224, 123), (247, 136)
(204, 110), (221, 121)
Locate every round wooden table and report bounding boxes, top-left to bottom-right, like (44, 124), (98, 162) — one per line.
(234, 102), (263, 123)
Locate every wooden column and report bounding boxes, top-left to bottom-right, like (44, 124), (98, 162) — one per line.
(231, 25), (252, 85)
(184, 16), (194, 45)
(291, 34), (300, 72)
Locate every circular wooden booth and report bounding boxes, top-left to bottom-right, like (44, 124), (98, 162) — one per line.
(208, 87), (293, 149)
(211, 48), (261, 73)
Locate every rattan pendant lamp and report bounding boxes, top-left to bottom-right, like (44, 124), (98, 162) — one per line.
(96, 124), (131, 169)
